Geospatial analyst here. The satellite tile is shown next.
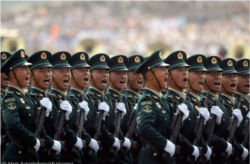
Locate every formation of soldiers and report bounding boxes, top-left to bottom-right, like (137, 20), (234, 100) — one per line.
(0, 49), (249, 164)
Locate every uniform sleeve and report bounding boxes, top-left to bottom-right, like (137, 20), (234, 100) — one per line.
(100, 124), (115, 148)
(2, 96), (37, 147)
(137, 98), (167, 151)
(41, 132), (54, 149)
(178, 134), (194, 154)
(64, 124), (77, 147)
(212, 134), (228, 153)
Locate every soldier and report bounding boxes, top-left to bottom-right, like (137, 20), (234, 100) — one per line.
(87, 53), (120, 164)
(68, 52), (100, 163)
(1, 51), (11, 156)
(161, 57), (168, 96)
(27, 51), (62, 162)
(49, 51), (84, 163)
(1, 49), (41, 162)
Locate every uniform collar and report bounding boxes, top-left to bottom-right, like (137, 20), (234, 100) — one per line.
(1, 88), (7, 92)
(210, 92), (218, 100)
(189, 91), (200, 101)
(235, 92), (249, 101)
(9, 85), (26, 95)
(126, 89), (140, 97)
(168, 87), (185, 99)
(144, 87), (162, 98)
(51, 88), (67, 97)
(89, 86), (104, 95)
(109, 88), (121, 95)
(71, 87), (85, 95)
(222, 93), (235, 104)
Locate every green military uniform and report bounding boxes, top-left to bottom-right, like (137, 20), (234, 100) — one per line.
(1, 51), (12, 156)
(87, 53), (117, 164)
(161, 90), (167, 96)
(27, 51), (60, 162)
(1, 49), (40, 162)
(107, 55), (133, 164)
(135, 49), (176, 164)
(49, 51), (83, 164)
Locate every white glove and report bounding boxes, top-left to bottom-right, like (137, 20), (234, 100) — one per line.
(98, 102), (110, 120)
(233, 109), (243, 127)
(40, 97), (52, 117)
(116, 102), (127, 118)
(192, 145), (200, 160)
(74, 137), (83, 151)
(241, 144), (249, 160)
(88, 139), (99, 154)
(164, 139), (175, 157)
(122, 137), (131, 151)
(247, 111), (250, 119)
(112, 137), (120, 150)
(178, 103), (189, 122)
(60, 100), (72, 120)
(52, 140), (61, 155)
(211, 106), (223, 124)
(225, 142), (232, 156)
(133, 103), (138, 110)
(204, 145), (212, 161)
(79, 101), (90, 119)
(199, 107), (210, 124)
(34, 138), (41, 152)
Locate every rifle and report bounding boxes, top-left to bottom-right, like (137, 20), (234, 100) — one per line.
(87, 86), (108, 161)
(48, 85), (71, 159)
(109, 87), (125, 158)
(71, 86), (88, 158)
(187, 90), (210, 164)
(27, 82), (52, 158)
(200, 90), (222, 163)
(162, 89), (190, 163)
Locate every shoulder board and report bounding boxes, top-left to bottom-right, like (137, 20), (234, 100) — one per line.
(152, 95), (158, 99)
(16, 92), (21, 95)
(146, 94), (151, 97)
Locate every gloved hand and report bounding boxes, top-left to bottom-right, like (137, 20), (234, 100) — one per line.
(233, 109), (243, 127)
(74, 137), (83, 151)
(247, 111), (250, 119)
(40, 97), (52, 117)
(98, 102), (110, 120)
(116, 102), (127, 118)
(204, 145), (212, 161)
(178, 103), (189, 122)
(241, 144), (249, 160)
(211, 106), (223, 124)
(34, 138), (41, 152)
(122, 137), (131, 151)
(79, 101), (90, 119)
(112, 137), (120, 150)
(88, 139), (99, 154)
(60, 100), (72, 120)
(199, 107), (210, 124)
(225, 142), (232, 156)
(133, 103), (138, 110)
(52, 140), (61, 155)
(192, 145), (200, 160)
(164, 139), (175, 157)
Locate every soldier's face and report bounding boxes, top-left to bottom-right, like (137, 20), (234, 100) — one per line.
(152, 67), (168, 90)
(31, 67), (52, 90)
(222, 74), (237, 94)
(71, 68), (90, 88)
(1, 72), (9, 89)
(109, 71), (127, 90)
(52, 68), (71, 91)
(169, 67), (189, 89)
(14, 66), (31, 88)
(237, 74), (250, 94)
(205, 71), (222, 92)
(127, 71), (143, 91)
(90, 69), (109, 90)
(188, 71), (205, 92)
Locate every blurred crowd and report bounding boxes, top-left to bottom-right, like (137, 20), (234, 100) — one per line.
(1, 1), (249, 57)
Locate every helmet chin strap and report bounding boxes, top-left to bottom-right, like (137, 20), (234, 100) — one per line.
(70, 71), (83, 90)
(188, 78), (195, 93)
(12, 69), (22, 88)
(31, 71), (42, 89)
(169, 71), (182, 91)
(205, 80), (212, 91)
(221, 84), (231, 95)
(109, 72), (121, 92)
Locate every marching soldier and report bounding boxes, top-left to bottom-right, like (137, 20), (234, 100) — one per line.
(49, 51), (84, 163)
(161, 57), (168, 96)
(164, 51), (209, 163)
(87, 53), (120, 164)
(1, 49), (41, 162)
(107, 55), (132, 164)
(27, 51), (62, 162)
(68, 52), (100, 163)
(124, 55), (144, 164)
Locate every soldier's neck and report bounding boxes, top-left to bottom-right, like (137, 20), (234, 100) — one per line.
(169, 84), (184, 92)
(145, 83), (161, 92)
(126, 84), (139, 93)
(9, 84), (26, 95)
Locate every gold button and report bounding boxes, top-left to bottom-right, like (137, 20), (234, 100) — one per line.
(153, 153), (157, 156)
(51, 116), (53, 118)
(65, 149), (67, 151)
(107, 114), (109, 116)
(223, 119), (225, 121)
(188, 118), (191, 121)
(100, 147), (102, 150)
(165, 118), (167, 120)
(19, 151), (22, 154)
(70, 115), (72, 117)
(88, 116), (90, 118)
(180, 156), (182, 158)
(45, 149), (47, 151)
(213, 154), (216, 156)
(29, 114), (31, 116)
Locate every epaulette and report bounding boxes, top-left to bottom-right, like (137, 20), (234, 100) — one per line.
(15, 91), (21, 95)
(152, 95), (158, 99)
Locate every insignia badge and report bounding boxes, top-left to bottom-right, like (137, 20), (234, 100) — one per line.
(41, 52), (47, 59)
(100, 55), (105, 62)
(118, 57), (123, 63)
(211, 57), (217, 64)
(1, 53), (6, 60)
(135, 56), (140, 63)
(141, 101), (152, 105)
(20, 98), (25, 104)
(156, 102), (161, 108)
(153, 95), (158, 99)
(4, 97), (15, 103)
(143, 108), (152, 113)
(80, 53), (85, 60)
(175, 96), (180, 100)
(58, 95), (62, 98)
(177, 52), (183, 59)
(192, 98), (196, 102)
(243, 105), (248, 110)
(227, 100), (231, 104)
(195, 106), (199, 111)
(97, 94), (101, 97)
(7, 103), (16, 110)
(16, 92), (21, 95)
(113, 94), (117, 97)
(146, 94), (151, 97)
(227, 60), (233, 66)
(211, 97), (215, 100)
(161, 110), (166, 114)
(21, 51), (25, 58)
(60, 53), (66, 60)
(168, 95), (173, 98)
(159, 51), (162, 58)
(197, 56), (202, 63)
(25, 106), (31, 110)
(243, 60), (248, 67)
